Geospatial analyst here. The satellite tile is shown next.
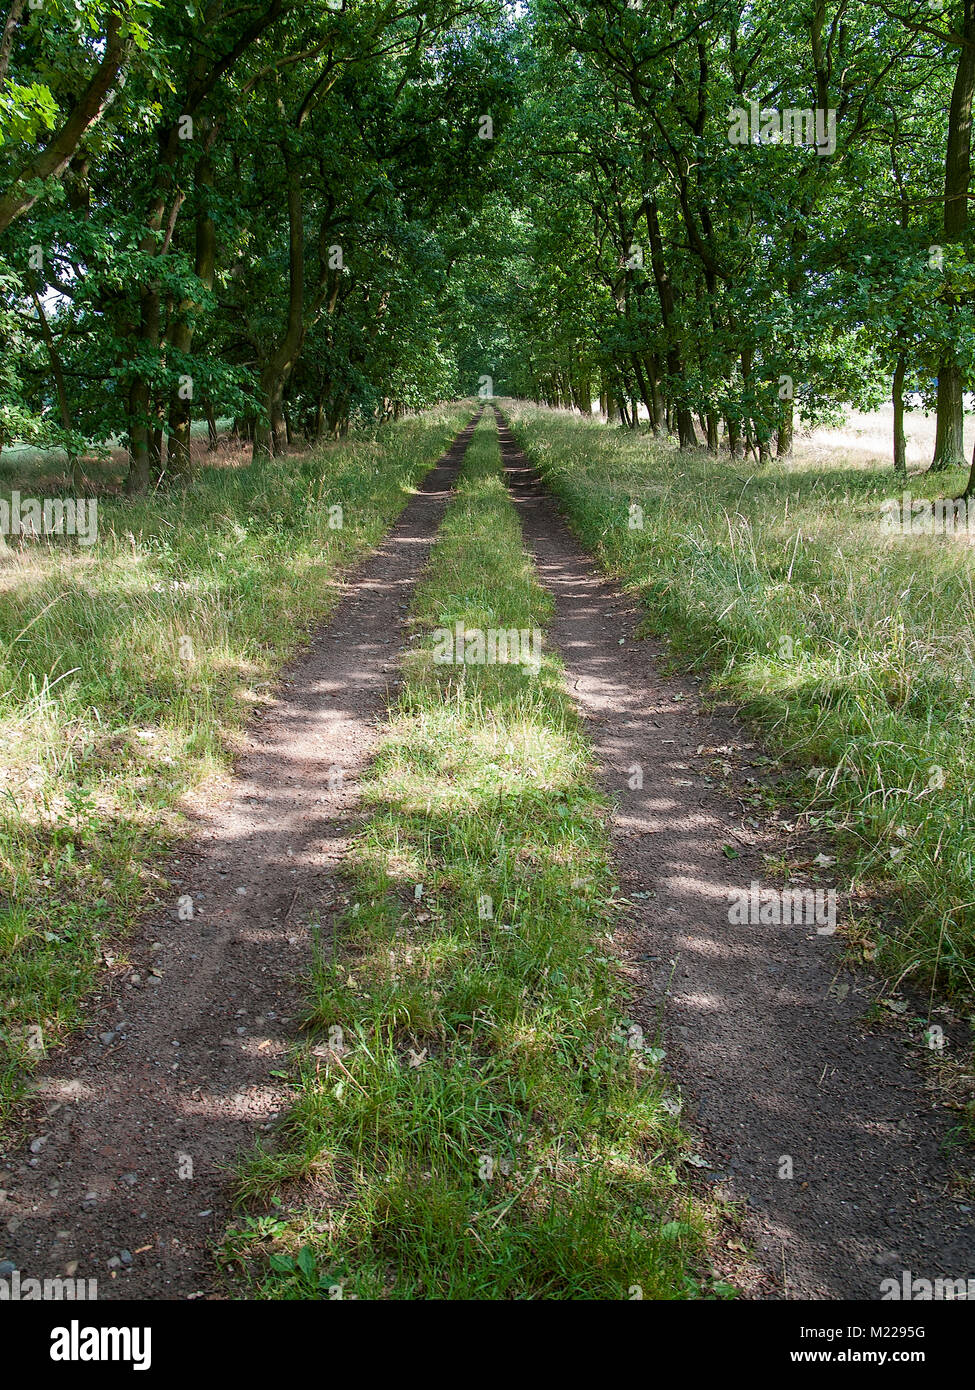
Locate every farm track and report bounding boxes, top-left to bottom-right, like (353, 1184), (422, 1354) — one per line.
(3, 404), (972, 1302)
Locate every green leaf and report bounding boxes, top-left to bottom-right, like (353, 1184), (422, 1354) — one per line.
(660, 1221), (695, 1240)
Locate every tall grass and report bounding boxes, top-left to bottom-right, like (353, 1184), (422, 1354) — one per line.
(221, 412), (713, 1301)
(502, 400), (975, 1000)
(0, 404), (472, 1129)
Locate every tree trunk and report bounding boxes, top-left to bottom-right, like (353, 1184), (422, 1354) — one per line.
(646, 356), (664, 435)
(121, 127), (185, 492)
(936, 0), (975, 472)
(740, 347), (770, 464)
(28, 282), (82, 486)
(645, 197), (696, 448)
(935, 367), (967, 472)
(777, 399), (794, 457)
(149, 424), (164, 485)
(166, 146), (216, 481)
(893, 354), (908, 475)
(631, 354), (657, 430)
(253, 152), (306, 462)
(253, 367), (279, 460)
(125, 378), (152, 494)
(677, 409), (698, 447)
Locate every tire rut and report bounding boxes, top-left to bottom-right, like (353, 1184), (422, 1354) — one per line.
(0, 413), (481, 1300)
(494, 406), (975, 1301)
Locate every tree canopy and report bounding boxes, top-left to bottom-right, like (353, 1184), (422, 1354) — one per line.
(2, 0), (974, 488)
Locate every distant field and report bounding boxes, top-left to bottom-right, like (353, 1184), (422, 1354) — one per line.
(0, 420), (236, 488)
(795, 403), (975, 472)
(611, 402), (975, 474)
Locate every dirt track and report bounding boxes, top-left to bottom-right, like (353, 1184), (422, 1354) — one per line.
(0, 415), (478, 1300)
(494, 405), (975, 1301)
(3, 405), (972, 1302)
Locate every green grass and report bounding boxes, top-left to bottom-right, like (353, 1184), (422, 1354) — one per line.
(220, 412), (715, 1301)
(0, 403), (473, 1131)
(501, 400), (975, 1002)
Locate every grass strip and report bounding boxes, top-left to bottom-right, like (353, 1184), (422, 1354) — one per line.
(220, 412), (714, 1301)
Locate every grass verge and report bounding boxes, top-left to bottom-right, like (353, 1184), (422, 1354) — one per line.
(500, 400), (975, 1007)
(0, 403), (472, 1133)
(220, 412), (714, 1301)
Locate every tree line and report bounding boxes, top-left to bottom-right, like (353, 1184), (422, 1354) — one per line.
(3, 2), (975, 491)
(483, 1), (975, 490)
(0, 0), (511, 490)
